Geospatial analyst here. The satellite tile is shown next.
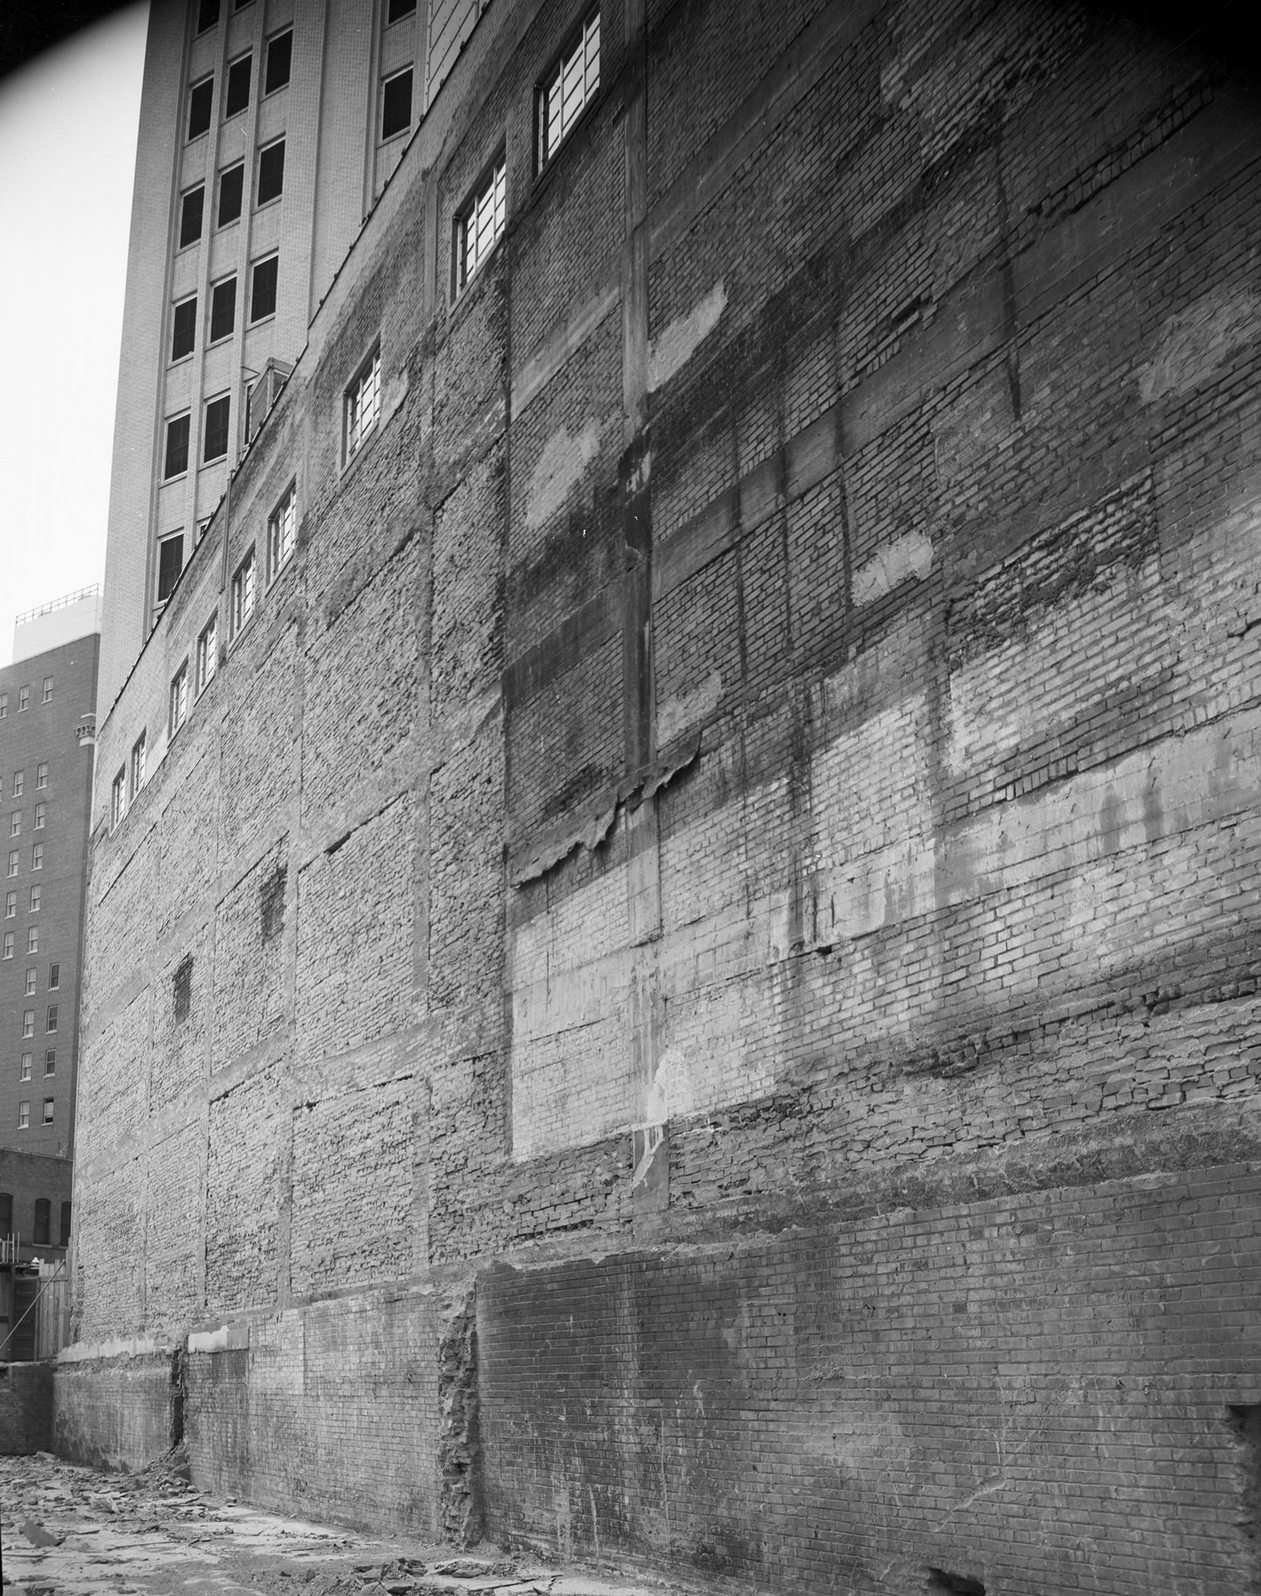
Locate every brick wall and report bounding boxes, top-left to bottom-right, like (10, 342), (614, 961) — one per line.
(67, 0), (1261, 1586)
(0, 1360), (52, 1455)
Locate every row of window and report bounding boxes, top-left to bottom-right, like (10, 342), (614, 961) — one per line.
(186, 26), (292, 144)
(0, 1193), (68, 1245)
(172, 254), (278, 366)
(5, 888), (43, 916)
(6, 844), (45, 876)
(6, 765), (49, 798)
(14, 1098), (56, 1129)
(9, 965), (60, 999)
(0, 678), (54, 717)
(9, 806), (46, 837)
(18, 1050), (58, 1078)
(109, 732), (147, 831)
(17, 1007), (58, 1037)
(179, 143), (285, 250)
(1, 929), (41, 958)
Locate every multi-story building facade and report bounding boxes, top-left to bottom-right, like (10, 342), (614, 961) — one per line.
(97, 0), (498, 718)
(66, 0), (1261, 1589)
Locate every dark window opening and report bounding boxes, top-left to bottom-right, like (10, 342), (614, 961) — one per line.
(381, 68), (412, 140)
(33, 1198), (50, 1246)
(203, 396), (231, 463)
(260, 864), (287, 942)
(173, 955), (193, 1022)
(926, 1573), (985, 1596)
(225, 54), (252, 117)
(196, 0), (220, 33)
(157, 534), (184, 603)
(387, 0), (416, 20)
(210, 277), (237, 343)
(257, 139), (285, 205)
(49, 963), (59, 989)
(250, 255), (279, 322)
(0, 1191), (11, 1234)
(171, 296), (197, 361)
(60, 1201), (71, 1247)
(178, 185), (204, 248)
(164, 416), (190, 480)
(264, 29), (292, 94)
(218, 162), (244, 227)
(44, 1050), (55, 1076)
(187, 77), (213, 140)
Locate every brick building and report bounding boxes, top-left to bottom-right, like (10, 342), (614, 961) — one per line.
(63, 0), (1261, 1590)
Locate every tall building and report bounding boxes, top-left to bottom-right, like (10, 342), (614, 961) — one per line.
(97, 0), (494, 717)
(0, 590), (98, 1269)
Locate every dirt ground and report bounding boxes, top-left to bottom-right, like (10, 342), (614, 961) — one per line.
(0, 1453), (655, 1596)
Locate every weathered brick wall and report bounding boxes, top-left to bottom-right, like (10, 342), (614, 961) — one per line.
(0, 1360), (53, 1455)
(67, 0), (1261, 1585)
(54, 1350), (175, 1470)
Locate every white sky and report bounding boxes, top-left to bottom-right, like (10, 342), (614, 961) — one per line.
(0, 6), (148, 666)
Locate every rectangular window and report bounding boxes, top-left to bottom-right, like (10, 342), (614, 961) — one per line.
(210, 276), (237, 342)
(267, 482), (297, 580)
(35, 763), (47, 789)
(17, 686), (29, 712)
(111, 768), (126, 828)
(170, 661), (190, 737)
(17, 1101), (29, 1130)
(9, 813), (20, 838)
(0, 694), (6, 717)
(29, 886), (40, 914)
(537, 8), (600, 170)
(344, 345), (381, 462)
(11, 771), (22, 798)
(49, 963), (60, 990)
(42, 1098), (54, 1126)
(130, 735), (146, 801)
(27, 927), (38, 955)
(22, 1011), (34, 1038)
(454, 157), (506, 296)
(231, 549), (256, 636)
(250, 254), (279, 322)
(60, 1201), (71, 1247)
(196, 614), (218, 693)
(31, 843), (42, 870)
(179, 184), (205, 248)
(257, 138), (285, 205)
(381, 67), (412, 140)
(20, 1053), (31, 1080)
(4, 891), (14, 917)
(172, 295), (197, 361)
(2, 932), (12, 958)
(46, 1005), (57, 1034)
(24, 969), (35, 997)
(264, 28), (292, 93)
(197, 0), (220, 31)
(387, 0), (417, 20)
(203, 394), (231, 462)
(45, 1051), (55, 1076)
(157, 532), (184, 602)
(225, 53), (252, 117)
(218, 162), (244, 227)
(164, 414), (190, 479)
(6, 850), (15, 876)
(187, 75), (213, 140)
(40, 677), (52, 703)
(33, 803), (45, 830)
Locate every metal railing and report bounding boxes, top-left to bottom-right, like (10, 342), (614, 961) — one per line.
(14, 585), (102, 626)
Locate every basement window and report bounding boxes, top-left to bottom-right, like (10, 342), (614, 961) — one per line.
(453, 156), (506, 296)
(536, 7), (600, 172)
(187, 76), (213, 141)
(344, 344), (381, 463)
(173, 955), (193, 1022)
(381, 67), (413, 141)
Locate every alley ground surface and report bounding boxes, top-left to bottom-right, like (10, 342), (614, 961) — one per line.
(0, 1454), (671, 1596)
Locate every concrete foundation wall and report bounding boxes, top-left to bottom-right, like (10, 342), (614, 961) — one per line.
(54, 1350), (175, 1471)
(0, 1360), (53, 1455)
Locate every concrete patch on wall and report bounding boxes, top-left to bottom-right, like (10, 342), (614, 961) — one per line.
(851, 530), (934, 606)
(658, 669), (723, 746)
(1139, 286), (1261, 403)
(526, 420), (602, 528)
(648, 281), (727, 393)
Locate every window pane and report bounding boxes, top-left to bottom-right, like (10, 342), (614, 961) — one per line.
(171, 297), (196, 361)
(257, 139), (285, 205)
(218, 163), (244, 226)
(164, 415), (190, 479)
(387, 0), (416, 19)
(204, 396), (231, 462)
(381, 69), (412, 139)
(179, 185), (205, 248)
(264, 29), (292, 94)
(157, 534), (184, 603)
(250, 255), (279, 322)
(225, 54), (252, 117)
(210, 277), (237, 342)
(197, 0), (220, 33)
(187, 77), (213, 140)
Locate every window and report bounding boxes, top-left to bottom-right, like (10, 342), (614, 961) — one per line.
(210, 276), (237, 342)
(4, 891), (14, 917)
(344, 345), (381, 462)
(60, 1201), (71, 1247)
(0, 1192), (10, 1231)
(36, 762), (48, 789)
(1, 932), (12, 958)
(46, 1004), (57, 1033)
(33, 803), (45, 830)
(257, 138), (285, 205)
(29, 886), (40, 914)
(264, 28), (292, 93)
(381, 67), (413, 140)
(196, 613), (218, 694)
(35, 1194), (51, 1240)
(10, 812), (20, 837)
(537, 8), (600, 170)
(387, 0), (417, 20)
(187, 75), (213, 140)
(41, 673), (52, 700)
(164, 414), (191, 479)
(0, 694), (5, 717)
(250, 254), (279, 322)
(24, 969), (35, 997)
(31, 843), (42, 871)
(157, 533), (184, 603)
(20, 1054), (31, 1080)
(225, 53), (252, 117)
(6, 850), (16, 877)
(49, 963), (59, 990)
(26, 926), (38, 955)
(11, 771), (22, 798)
(18, 686), (29, 712)
(231, 549), (256, 635)
(44, 1050), (56, 1076)
(41, 1099), (54, 1129)
(268, 482), (297, 580)
(129, 734), (146, 801)
(22, 1010), (34, 1038)
(111, 767), (126, 828)
(196, 0), (220, 32)
(454, 157), (506, 295)
(218, 162), (244, 227)
(17, 1102), (29, 1130)
(204, 394), (231, 462)
(170, 661), (190, 737)
(179, 184), (204, 248)
(173, 955), (193, 1022)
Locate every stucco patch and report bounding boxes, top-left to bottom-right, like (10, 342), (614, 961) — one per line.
(1139, 286), (1261, 403)
(648, 281), (727, 393)
(526, 420), (602, 528)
